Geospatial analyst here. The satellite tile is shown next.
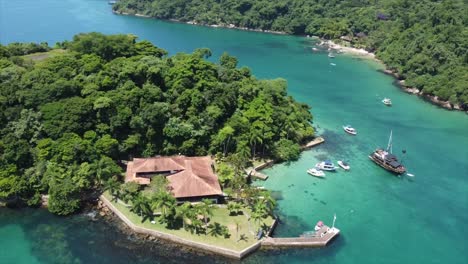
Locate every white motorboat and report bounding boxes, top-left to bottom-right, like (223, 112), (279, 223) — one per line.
(307, 168), (325, 178)
(343, 125), (357, 135)
(328, 53), (335, 58)
(382, 98), (392, 106)
(316, 161), (337, 171)
(337, 161), (350, 170)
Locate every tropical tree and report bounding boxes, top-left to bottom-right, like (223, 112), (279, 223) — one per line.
(207, 222), (230, 238)
(103, 176), (121, 201)
(120, 181), (140, 204)
(151, 191), (177, 225)
(227, 201), (242, 216)
(131, 194), (151, 222)
(259, 190), (276, 216)
(176, 202), (195, 230)
(250, 207), (265, 231)
(197, 199), (214, 226)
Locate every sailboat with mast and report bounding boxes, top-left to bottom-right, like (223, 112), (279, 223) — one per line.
(369, 130), (406, 174)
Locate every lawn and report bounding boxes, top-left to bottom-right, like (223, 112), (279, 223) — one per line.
(103, 192), (274, 251)
(22, 49), (66, 61)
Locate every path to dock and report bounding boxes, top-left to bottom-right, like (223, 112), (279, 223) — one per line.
(301, 136), (325, 150)
(261, 226), (340, 248)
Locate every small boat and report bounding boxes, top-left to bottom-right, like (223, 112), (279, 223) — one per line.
(312, 47), (318, 51)
(328, 53), (335, 58)
(343, 125), (357, 135)
(369, 130), (406, 175)
(330, 63), (336, 66)
(406, 173), (415, 177)
(382, 98), (392, 106)
(307, 168), (325, 178)
(316, 160), (337, 171)
(314, 221), (324, 231)
(337, 161), (350, 170)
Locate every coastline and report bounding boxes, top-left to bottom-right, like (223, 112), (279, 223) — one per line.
(113, 10), (287, 35)
(321, 40), (464, 111)
(112, 10), (464, 112)
(99, 195), (267, 259)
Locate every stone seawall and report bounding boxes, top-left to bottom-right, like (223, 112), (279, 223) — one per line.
(100, 195), (261, 259)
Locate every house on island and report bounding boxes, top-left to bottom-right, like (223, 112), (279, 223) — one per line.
(125, 156), (223, 203)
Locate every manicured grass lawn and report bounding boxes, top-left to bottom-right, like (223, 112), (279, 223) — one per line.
(22, 49), (66, 61)
(103, 192), (274, 251)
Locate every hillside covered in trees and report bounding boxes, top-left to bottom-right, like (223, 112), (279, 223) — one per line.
(0, 33), (314, 214)
(113, 0), (468, 108)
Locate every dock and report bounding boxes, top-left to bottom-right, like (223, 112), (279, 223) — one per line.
(261, 225), (339, 248)
(301, 136), (325, 150)
(245, 168), (269, 180)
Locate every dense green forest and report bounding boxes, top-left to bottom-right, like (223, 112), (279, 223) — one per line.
(0, 33), (314, 214)
(113, 0), (468, 108)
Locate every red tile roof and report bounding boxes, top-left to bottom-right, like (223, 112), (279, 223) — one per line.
(125, 156), (222, 198)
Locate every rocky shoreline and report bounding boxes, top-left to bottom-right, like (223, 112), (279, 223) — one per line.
(379, 69), (464, 111)
(112, 10), (287, 35)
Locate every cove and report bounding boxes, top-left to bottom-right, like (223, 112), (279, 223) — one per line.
(1, 0), (468, 263)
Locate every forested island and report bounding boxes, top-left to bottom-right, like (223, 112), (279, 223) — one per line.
(0, 33), (314, 215)
(113, 0), (468, 109)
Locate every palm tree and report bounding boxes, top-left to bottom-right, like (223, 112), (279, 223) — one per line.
(207, 222), (224, 237)
(250, 208), (264, 232)
(197, 199), (214, 226)
(249, 129), (263, 160)
(227, 201), (242, 216)
(131, 194), (151, 222)
(103, 177), (120, 201)
(259, 190), (276, 215)
(176, 202), (194, 230)
(234, 220), (240, 242)
(151, 191), (176, 218)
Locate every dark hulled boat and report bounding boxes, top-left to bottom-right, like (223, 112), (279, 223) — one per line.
(369, 131), (406, 174)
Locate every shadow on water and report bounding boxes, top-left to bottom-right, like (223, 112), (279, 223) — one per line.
(314, 129), (357, 159)
(270, 190), (284, 201)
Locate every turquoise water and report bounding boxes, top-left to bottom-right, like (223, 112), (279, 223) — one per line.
(1, 0), (467, 263)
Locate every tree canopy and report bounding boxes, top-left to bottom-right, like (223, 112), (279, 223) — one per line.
(0, 33), (314, 214)
(113, 0), (468, 107)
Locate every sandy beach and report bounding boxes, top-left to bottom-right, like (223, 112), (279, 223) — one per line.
(324, 40), (376, 59)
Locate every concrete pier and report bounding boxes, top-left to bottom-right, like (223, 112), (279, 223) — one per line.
(261, 225), (340, 248)
(301, 136), (325, 150)
(245, 168), (269, 180)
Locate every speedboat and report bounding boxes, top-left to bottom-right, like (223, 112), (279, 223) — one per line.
(307, 168), (325, 178)
(382, 98), (392, 106)
(343, 125), (357, 135)
(328, 53), (335, 58)
(337, 161), (350, 170)
(316, 160), (336, 171)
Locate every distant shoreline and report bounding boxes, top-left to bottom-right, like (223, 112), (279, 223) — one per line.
(112, 10), (465, 112)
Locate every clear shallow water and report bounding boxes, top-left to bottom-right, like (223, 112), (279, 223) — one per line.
(1, 0), (467, 263)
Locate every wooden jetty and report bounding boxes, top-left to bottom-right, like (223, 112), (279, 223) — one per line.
(262, 225), (339, 248)
(301, 136), (325, 150)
